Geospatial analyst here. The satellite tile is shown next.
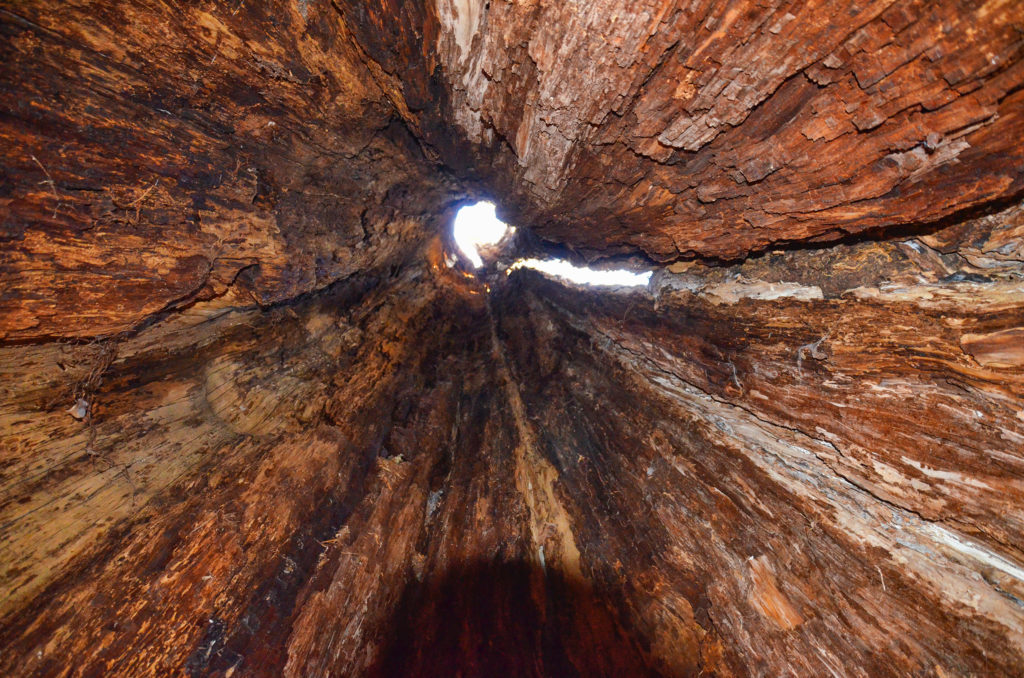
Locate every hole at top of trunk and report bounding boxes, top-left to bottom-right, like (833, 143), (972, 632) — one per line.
(453, 201), (513, 268)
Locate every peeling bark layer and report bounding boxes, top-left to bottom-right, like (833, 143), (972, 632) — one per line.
(0, 0), (459, 341)
(348, 0), (1024, 259)
(1, 1), (1023, 676)
(494, 263), (1024, 676)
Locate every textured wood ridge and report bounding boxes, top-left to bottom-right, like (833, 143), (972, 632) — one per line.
(0, 0), (459, 341)
(495, 267), (1024, 676)
(351, 0), (1024, 259)
(1, 0), (1023, 676)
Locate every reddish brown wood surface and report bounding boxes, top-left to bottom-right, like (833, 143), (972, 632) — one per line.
(1, 1), (1023, 676)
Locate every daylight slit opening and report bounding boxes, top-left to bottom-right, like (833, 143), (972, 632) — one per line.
(453, 201), (650, 287)
(507, 258), (652, 288)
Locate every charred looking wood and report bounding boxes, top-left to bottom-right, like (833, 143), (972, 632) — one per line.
(1, 1), (1023, 676)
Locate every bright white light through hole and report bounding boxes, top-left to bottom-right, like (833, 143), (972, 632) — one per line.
(508, 258), (652, 287)
(453, 201), (511, 268)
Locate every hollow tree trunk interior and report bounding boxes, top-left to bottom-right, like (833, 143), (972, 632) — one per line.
(1, 1), (1023, 676)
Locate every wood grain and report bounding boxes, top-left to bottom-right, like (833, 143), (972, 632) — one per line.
(1, 1), (1022, 676)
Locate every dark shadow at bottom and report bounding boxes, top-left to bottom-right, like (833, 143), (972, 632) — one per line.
(367, 558), (670, 678)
